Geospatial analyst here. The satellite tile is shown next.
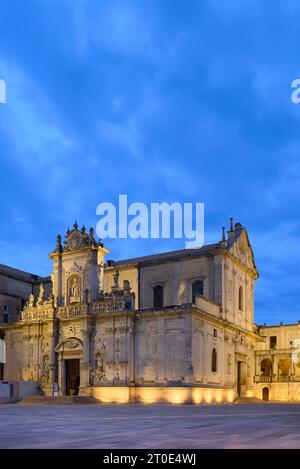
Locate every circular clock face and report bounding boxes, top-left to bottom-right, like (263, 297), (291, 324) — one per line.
(69, 233), (82, 250)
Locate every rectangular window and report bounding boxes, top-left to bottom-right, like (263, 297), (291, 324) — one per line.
(3, 314), (8, 324)
(3, 304), (7, 312)
(192, 281), (204, 304)
(153, 285), (164, 309)
(213, 329), (217, 338)
(270, 336), (277, 349)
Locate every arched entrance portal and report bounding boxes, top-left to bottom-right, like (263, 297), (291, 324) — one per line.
(55, 337), (83, 396)
(262, 387), (269, 401)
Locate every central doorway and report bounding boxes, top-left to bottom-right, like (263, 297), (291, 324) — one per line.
(65, 359), (80, 396)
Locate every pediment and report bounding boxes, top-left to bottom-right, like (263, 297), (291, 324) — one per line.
(229, 229), (258, 276)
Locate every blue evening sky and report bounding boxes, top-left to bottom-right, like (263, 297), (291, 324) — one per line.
(1, 0), (300, 325)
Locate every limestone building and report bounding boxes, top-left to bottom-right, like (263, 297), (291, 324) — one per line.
(0, 220), (299, 403)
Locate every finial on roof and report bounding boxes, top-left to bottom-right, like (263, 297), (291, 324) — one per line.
(234, 222), (243, 233)
(81, 225), (86, 234)
(219, 226), (227, 248)
(56, 234), (62, 252)
(73, 220), (78, 230)
(227, 217), (235, 239)
(222, 226), (226, 242)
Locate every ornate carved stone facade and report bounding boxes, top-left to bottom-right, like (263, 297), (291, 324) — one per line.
(1, 220), (298, 402)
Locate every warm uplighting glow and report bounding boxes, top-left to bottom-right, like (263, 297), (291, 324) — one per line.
(215, 389), (223, 403)
(92, 387), (130, 404)
(90, 386), (236, 404)
(192, 388), (203, 404)
(164, 388), (189, 404)
(137, 388), (161, 404)
(226, 390), (235, 403)
(204, 390), (213, 404)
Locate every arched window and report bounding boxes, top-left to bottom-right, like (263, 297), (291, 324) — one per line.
(153, 285), (163, 309)
(238, 286), (243, 311)
(192, 280), (204, 303)
(261, 358), (272, 377)
(212, 348), (217, 372)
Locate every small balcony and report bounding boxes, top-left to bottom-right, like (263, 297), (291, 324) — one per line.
(254, 375), (299, 383)
(254, 376), (272, 383)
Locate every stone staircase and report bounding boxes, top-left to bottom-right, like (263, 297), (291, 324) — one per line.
(19, 395), (100, 405)
(236, 397), (265, 404)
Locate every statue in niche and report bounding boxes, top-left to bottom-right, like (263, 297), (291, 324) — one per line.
(69, 276), (80, 303)
(115, 338), (120, 353)
(41, 355), (49, 384)
(123, 280), (131, 293)
(93, 352), (106, 384)
(227, 354), (232, 375)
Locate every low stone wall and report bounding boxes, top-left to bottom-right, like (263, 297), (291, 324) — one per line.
(18, 381), (40, 398)
(0, 382), (11, 404)
(89, 386), (236, 404)
(0, 381), (40, 403)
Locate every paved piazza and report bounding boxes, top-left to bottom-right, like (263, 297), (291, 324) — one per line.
(0, 403), (300, 449)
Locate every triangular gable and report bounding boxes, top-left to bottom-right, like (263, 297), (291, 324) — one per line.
(228, 229), (258, 278)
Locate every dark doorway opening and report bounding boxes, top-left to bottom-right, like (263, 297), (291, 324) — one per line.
(65, 359), (80, 396)
(237, 361), (242, 397)
(262, 387), (269, 401)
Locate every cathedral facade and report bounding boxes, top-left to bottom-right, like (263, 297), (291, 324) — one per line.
(1, 220), (300, 403)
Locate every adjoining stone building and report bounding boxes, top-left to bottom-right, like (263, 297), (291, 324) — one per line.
(0, 264), (51, 325)
(254, 323), (300, 401)
(0, 220), (299, 403)
(0, 264), (51, 381)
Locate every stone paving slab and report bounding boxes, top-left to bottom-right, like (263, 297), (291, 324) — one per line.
(0, 403), (300, 449)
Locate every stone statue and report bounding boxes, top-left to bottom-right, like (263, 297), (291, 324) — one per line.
(47, 293), (54, 305)
(28, 294), (35, 307)
(71, 278), (79, 296)
(227, 354), (232, 375)
(70, 277), (80, 303)
(113, 270), (119, 289)
(37, 283), (45, 305)
(42, 355), (49, 384)
(123, 280), (131, 293)
(39, 283), (44, 299)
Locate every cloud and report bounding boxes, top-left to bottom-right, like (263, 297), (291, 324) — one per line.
(1, 0), (300, 323)
(98, 118), (142, 158)
(0, 59), (75, 180)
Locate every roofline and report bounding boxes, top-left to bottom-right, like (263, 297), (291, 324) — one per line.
(105, 243), (220, 268)
(258, 322), (300, 329)
(0, 264), (50, 285)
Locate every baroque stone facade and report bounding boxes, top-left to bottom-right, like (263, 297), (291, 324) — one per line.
(1, 220), (299, 403)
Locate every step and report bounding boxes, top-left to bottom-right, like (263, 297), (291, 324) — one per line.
(236, 397), (264, 404)
(19, 395), (100, 405)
